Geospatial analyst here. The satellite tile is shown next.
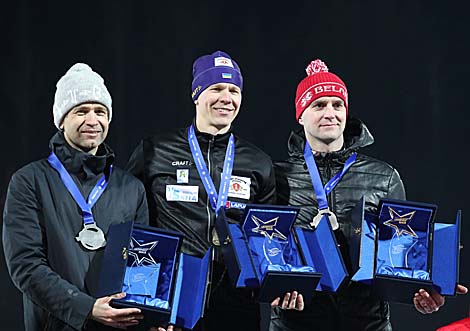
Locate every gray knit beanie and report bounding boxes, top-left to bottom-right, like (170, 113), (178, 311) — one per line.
(53, 63), (112, 129)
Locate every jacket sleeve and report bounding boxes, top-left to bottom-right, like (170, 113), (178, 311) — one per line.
(2, 169), (95, 330)
(273, 162), (290, 206)
(255, 158), (277, 205)
(126, 139), (159, 225)
(126, 140), (145, 182)
(134, 180), (150, 226)
(387, 168), (406, 200)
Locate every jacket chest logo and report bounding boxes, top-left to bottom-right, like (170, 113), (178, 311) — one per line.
(171, 160), (192, 167)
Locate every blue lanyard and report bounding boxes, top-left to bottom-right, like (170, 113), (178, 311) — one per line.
(47, 152), (112, 225)
(188, 125), (235, 215)
(303, 143), (356, 210)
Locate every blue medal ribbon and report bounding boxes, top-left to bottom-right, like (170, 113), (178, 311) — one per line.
(47, 151), (112, 226)
(188, 125), (234, 215)
(303, 143), (357, 211)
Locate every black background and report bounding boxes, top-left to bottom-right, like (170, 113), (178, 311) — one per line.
(1, 1), (468, 330)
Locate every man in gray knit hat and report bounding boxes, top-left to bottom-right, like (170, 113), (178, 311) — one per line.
(2, 63), (163, 330)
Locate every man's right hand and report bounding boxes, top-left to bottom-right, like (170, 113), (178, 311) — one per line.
(91, 292), (144, 329)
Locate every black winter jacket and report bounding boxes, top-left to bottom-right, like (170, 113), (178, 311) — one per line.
(126, 124), (276, 257)
(2, 132), (148, 331)
(274, 117), (406, 273)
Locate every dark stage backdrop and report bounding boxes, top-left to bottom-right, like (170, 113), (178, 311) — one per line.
(1, 1), (468, 330)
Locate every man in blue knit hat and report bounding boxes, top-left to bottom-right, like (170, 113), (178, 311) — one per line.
(127, 50), (302, 330)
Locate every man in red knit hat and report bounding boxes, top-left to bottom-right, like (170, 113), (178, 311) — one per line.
(270, 59), (467, 330)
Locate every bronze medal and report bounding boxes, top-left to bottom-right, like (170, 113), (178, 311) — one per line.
(211, 228), (221, 246)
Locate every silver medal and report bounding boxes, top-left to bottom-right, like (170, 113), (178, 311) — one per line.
(310, 208), (339, 230)
(76, 223), (107, 250)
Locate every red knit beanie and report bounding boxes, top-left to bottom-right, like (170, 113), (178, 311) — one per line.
(295, 59), (348, 121)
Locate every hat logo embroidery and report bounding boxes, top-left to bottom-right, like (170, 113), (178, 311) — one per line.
(214, 57), (234, 68)
(192, 86), (202, 98)
(300, 92), (313, 107)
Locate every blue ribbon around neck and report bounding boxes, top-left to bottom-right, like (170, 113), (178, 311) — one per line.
(303, 143), (357, 210)
(47, 151), (112, 226)
(188, 125), (235, 215)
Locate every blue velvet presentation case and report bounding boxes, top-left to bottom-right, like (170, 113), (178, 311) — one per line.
(93, 222), (210, 330)
(215, 204), (349, 303)
(350, 197), (461, 304)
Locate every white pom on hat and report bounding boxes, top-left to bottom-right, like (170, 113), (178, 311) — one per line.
(53, 63), (112, 129)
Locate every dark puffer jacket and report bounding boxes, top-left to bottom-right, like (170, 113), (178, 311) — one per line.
(2, 132), (148, 331)
(275, 117), (405, 271)
(271, 117), (406, 331)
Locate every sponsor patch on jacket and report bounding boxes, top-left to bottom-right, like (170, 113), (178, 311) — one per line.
(166, 185), (198, 202)
(176, 169), (189, 184)
(225, 200), (247, 210)
(227, 175), (251, 200)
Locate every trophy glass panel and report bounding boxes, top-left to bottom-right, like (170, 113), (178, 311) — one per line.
(121, 229), (180, 309)
(376, 201), (434, 280)
(242, 208), (314, 278)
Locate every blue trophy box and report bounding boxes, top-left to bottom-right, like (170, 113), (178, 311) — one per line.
(215, 204), (348, 302)
(93, 222), (210, 330)
(350, 197), (461, 304)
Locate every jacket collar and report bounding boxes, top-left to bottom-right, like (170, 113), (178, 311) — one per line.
(190, 120), (233, 145)
(49, 131), (115, 178)
(287, 116), (374, 162)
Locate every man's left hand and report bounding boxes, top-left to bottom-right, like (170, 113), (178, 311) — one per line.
(271, 291), (304, 311)
(413, 284), (468, 314)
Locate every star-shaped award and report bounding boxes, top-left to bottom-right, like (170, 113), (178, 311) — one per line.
(383, 207), (418, 238)
(128, 237), (158, 265)
(251, 215), (287, 241)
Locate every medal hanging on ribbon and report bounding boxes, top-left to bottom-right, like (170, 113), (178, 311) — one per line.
(303, 143), (356, 230)
(188, 125), (234, 246)
(48, 152), (111, 250)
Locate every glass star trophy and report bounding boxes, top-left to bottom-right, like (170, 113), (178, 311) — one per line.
(242, 208), (316, 277)
(251, 215), (289, 274)
(376, 200), (435, 281)
(123, 237), (162, 305)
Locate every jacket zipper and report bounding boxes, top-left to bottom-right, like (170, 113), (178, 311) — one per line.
(205, 136), (214, 241)
(42, 312), (51, 331)
(325, 157), (335, 213)
(205, 135), (215, 309)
